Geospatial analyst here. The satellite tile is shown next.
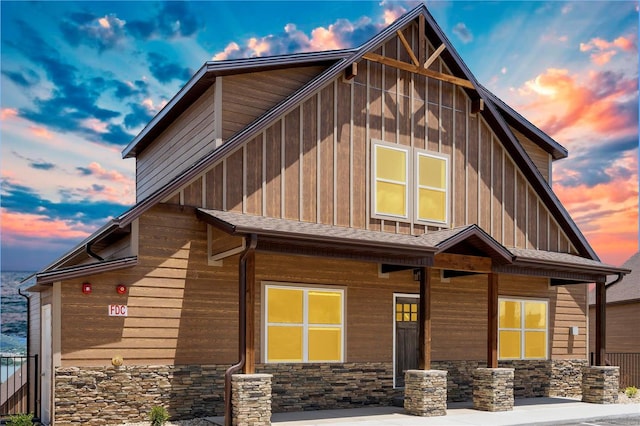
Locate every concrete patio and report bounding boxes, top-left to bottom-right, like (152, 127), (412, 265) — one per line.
(210, 397), (640, 425)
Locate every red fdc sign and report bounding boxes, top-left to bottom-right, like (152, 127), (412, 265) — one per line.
(108, 304), (128, 317)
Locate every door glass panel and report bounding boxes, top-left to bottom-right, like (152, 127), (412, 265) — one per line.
(308, 291), (341, 324)
(268, 288), (303, 323)
(499, 330), (521, 359)
(525, 302), (546, 329)
(525, 331), (546, 358)
(499, 300), (521, 328)
(308, 327), (341, 361)
(268, 326), (303, 362)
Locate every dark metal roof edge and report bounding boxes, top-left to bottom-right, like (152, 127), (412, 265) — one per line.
(480, 95), (598, 261)
(477, 85), (568, 160)
(121, 49), (355, 159)
(38, 219), (122, 273)
(511, 256), (630, 275)
(34, 256), (138, 286)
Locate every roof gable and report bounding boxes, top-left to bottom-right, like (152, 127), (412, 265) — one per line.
(39, 5), (604, 276)
(589, 251), (640, 304)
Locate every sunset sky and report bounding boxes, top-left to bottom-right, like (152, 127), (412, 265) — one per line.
(1, 1), (638, 271)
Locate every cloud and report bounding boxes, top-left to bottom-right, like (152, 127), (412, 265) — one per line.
(0, 179), (129, 225)
(579, 35), (637, 65)
(127, 1), (202, 40)
(1, 108), (18, 120)
(29, 126), (53, 139)
(146, 51), (192, 84)
(2, 68), (40, 88)
(75, 162), (132, 184)
(452, 22), (473, 44)
(11, 151), (57, 171)
(60, 12), (126, 52)
(212, 16), (380, 60)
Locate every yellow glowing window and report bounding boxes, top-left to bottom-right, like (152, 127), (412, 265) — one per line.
(265, 285), (344, 363)
(374, 144), (408, 218)
(498, 298), (547, 360)
(395, 301), (418, 323)
(416, 153), (448, 224)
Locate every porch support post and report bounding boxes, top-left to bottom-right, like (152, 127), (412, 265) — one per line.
(595, 279), (606, 366)
(418, 266), (431, 369)
(487, 273), (498, 368)
(243, 238), (257, 374)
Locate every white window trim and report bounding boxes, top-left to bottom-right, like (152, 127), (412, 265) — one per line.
(262, 282), (346, 363)
(371, 140), (410, 222)
(498, 297), (549, 361)
(414, 149), (450, 226)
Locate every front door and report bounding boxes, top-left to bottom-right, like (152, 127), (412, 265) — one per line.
(394, 295), (419, 388)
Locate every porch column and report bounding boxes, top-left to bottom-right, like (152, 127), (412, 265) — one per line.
(487, 273), (498, 368)
(594, 280), (606, 366)
(418, 266), (432, 369)
(243, 238), (256, 374)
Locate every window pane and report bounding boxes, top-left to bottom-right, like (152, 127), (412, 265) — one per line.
(419, 155), (446, 188)
(499, 300), (521, 328)
(396, 312), (402, 322)
(525, 331), (546, 358)
(308, 291), (342, 324)
(268, 288), (303, 323)
(268, 326), (303, 362)
(376, 146), (406, 182)
(418, 188), (446, 222)
(396, 303), (402, 314)
(410, 304), (417, 313)
(376, 181), (406, 216)
(308, 327), (342, 361)
(499, 330), (521, 359)
(525, 302), (546, 329)
(410, 313), (417, 321)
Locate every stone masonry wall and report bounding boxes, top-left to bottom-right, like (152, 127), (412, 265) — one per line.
(404, 370), (447, 416)
(550, 359), (587, 398)
(582, 366), (620, 404)
(473, 368), (514, 412)
(257, 362), (400, 412)
(54, 365), (227, 424)
(231, 374), (272, 426)
(498, 360), (551, 398)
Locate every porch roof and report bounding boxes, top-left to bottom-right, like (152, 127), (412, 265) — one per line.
(196, 209), (627, 283)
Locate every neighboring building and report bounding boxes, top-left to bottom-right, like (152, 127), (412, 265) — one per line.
(589, 252), (639, 387)
(24, 5), (627, 424)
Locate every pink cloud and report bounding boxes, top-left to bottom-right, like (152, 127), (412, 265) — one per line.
(579, 35), (637, 65)
(81, 162), (132, 184)
(1, 210), (90, 243)
(1, 108), (18, 120)
(29, 126), (53, 139)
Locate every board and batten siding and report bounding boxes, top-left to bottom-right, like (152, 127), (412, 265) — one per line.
(588, 302), (640, 353)
(509, 126), (552, 183)
(136, 85), (217, 202)
(163, 26), (575, 254)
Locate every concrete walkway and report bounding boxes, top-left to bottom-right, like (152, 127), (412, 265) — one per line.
(209, 398), (640, 425)
(268, 398), (640, 425)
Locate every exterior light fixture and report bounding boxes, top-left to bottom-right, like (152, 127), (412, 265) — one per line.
(116, 284), (127, 295)
(82, 283), (92, 294)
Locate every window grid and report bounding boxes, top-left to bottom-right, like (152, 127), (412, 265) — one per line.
(415, 150), (449, 225)
(498, 298), (548, 360)
(265, 285), (345, 363)
(373, 144), (409, 220)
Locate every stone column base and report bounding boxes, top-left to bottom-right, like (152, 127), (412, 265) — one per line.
(404, 369), (447, 417)
(473, 368), (514, 412)
(232, 373), (272, 425)
(582, 366), (619, 404)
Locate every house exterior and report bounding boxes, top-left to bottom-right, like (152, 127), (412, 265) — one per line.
(24, 5), (628, 425)
(589, 251), (640, 387)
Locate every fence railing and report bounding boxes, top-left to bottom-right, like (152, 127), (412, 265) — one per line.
(0, 355), (39, 419)
(606, 352), (640, 389)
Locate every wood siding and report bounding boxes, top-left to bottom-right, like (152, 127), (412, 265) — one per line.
(136, 85), (216, 202)
(221, 66), (327, 141)
(588, 302), (640, 353)
(510, 126), (551, 183)
(58, 205), (586, 366)
(165, 27), (574, 253)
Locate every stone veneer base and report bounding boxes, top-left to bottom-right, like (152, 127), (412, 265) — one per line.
(231, 374), (272, 426)
(404, 370), (447, 417)
(473, 368), (514, 412)
(582, 366), (619, 404)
